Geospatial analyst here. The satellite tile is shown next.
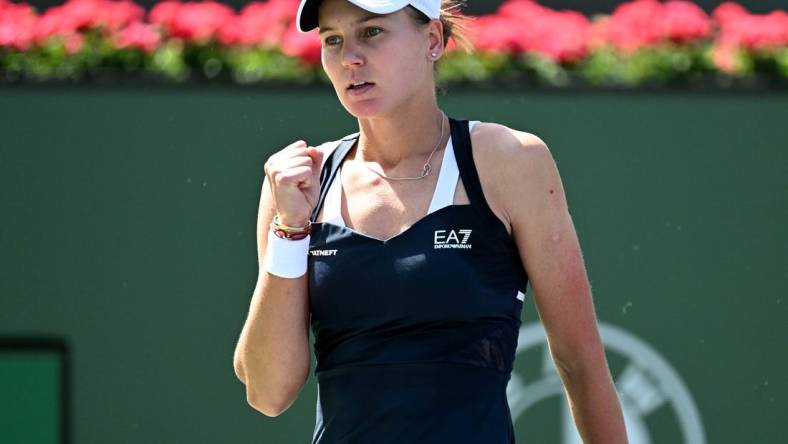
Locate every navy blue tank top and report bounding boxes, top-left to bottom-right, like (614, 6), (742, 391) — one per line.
(307, 117), (529, 444)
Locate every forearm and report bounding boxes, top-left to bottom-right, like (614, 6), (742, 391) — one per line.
(557, 356), (629, 443)
(234, 271), (311, 416)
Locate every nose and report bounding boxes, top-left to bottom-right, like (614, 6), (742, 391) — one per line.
(340, 40), (365, 68)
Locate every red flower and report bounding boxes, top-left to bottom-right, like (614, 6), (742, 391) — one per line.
(468, 15), (524, 54)
(528, 10), (591, 62)
(217, 0), (299, 47)
(113, 20), (161, 53)
(587, 16), (611, 50)
(29, 0), (142, 43)
(662, 1), (712, 43)
(469, 0), (591, 62)
(0, 1), (38, 50)
(712, 3), (788, 51)
(280, 25), (320, 64)
(712, 1), (749, 27)
(96, 0), (145, 31)
(151, 0), (235, 43)
(709, 2), (788, 72)
(33, 5), (76, 43)
(603, 0), (667, 53)
(497, 0), (552, 20)
(148, 0), (181, 30)
(50, 0), (104, 31)
(1, 0), (786, 80)
(594, 0), (711, 53)
(445, 36), (457, 53)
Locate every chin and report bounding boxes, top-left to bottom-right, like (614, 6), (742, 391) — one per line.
(341, 98), (388, 119)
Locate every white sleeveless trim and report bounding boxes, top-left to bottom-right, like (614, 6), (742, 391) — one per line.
(425, 135), (458, 214)
(321, 120), (480, 227)
(321, 140), (346, 226)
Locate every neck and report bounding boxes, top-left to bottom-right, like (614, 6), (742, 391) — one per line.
(353, 101), (448, 174)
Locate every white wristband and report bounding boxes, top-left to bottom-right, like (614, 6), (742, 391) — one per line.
(263, 229), (310, 278)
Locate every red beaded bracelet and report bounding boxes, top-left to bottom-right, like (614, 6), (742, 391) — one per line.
(271, 226), (311, 240)
(270, 214), (312, 240)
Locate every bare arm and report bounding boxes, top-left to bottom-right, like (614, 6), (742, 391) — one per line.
(233, 141), (327, 417)
(484, 125), (628, 442)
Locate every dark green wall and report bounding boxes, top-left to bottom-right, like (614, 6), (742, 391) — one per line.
(0, 86), (786, 443)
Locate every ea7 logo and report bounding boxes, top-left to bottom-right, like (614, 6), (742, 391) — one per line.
(434, 229), (473, 249)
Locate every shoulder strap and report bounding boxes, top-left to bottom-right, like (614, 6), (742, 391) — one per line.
(449, 116), (500, 226)
(310, 133), (359, 223)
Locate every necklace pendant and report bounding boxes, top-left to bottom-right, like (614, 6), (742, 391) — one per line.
(422, 163), (432, 177)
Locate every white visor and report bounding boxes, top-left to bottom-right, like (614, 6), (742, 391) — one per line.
(296, 0), (441, 33)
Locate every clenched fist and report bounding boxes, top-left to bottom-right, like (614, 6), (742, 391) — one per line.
(264, 140), (325, 228)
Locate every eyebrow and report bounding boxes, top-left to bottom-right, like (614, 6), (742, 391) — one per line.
(318, 13), (384, 34)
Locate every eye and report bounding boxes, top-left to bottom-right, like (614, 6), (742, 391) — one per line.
(323, 27), (382, 47)
(324, 35), (341, 46)
(364, 27), (382, 38)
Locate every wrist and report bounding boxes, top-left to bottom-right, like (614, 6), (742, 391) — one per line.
(263, 229), (310, 278)
(276, 213), (310, 228)
(271, 213), (312, 240)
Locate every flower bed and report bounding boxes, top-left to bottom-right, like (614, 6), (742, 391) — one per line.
(1, 0), (786, 87)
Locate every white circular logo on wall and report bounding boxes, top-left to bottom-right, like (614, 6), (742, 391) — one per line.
(507, 322), (706, 443)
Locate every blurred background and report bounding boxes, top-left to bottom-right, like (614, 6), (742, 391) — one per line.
(1, 0), (786, 443)
(20, 0), (788, 14)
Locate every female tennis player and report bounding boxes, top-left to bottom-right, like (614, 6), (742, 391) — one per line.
(233, 0), (628, 442)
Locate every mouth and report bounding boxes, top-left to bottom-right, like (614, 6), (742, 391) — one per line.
(346, 81), (375, 96)
(347, 81), (375, 90)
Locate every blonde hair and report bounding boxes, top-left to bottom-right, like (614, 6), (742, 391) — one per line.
(405, 0), (474, 54)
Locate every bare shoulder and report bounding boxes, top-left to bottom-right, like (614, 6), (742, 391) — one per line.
(469, 121), (559, 234)
(470, 121), (551, 166)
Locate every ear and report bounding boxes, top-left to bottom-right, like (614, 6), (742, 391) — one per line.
(426, 19), (444, 60)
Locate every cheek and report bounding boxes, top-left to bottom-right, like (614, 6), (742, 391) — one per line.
(389, 36), (427, 69)
(384, 49), (426, 85)
(322, 55), (345, 91)
(321, 50), (336, 77)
